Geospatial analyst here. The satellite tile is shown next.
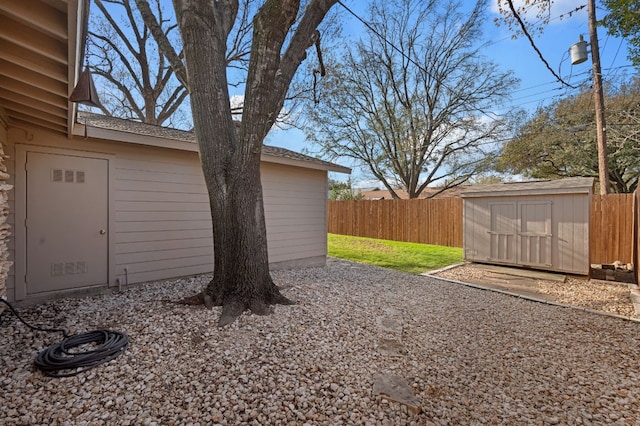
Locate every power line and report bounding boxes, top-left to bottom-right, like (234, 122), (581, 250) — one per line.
(335, 1), (633, 120)
(504, 0), (581, 88)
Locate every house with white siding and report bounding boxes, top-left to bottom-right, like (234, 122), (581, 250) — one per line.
(0, 1), (349, 303)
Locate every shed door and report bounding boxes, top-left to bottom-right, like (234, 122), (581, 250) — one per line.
(26, 152), (108, 294)
(488, 203), (517, 263)
(518, 202), (552, 267)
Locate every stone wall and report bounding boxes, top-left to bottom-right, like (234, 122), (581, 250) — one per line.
(0, 141), (11, 312)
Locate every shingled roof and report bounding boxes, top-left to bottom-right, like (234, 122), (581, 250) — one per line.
(76, 112), (350, 173)
(461, 177), (595, 198)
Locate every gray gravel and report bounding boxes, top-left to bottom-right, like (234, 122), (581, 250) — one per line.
(2, 258), (640, 425)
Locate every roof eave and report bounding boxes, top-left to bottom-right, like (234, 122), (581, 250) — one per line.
(75, 122), (352, 173)
(261, 153), (351, 173)
(73, 122), (199, 152)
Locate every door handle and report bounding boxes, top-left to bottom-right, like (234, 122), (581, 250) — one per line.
(100, 229), (106, 235)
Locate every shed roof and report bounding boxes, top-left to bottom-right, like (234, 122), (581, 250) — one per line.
(461, 177), (595, 198)
(75, 112), (350, 174)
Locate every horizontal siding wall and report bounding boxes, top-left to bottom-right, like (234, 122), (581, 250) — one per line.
(113, 151), (214, 284)
(262, 163), (328, 264)
(115, 152), (329, 281)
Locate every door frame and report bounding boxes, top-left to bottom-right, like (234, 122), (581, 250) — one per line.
(14, 144), (116, 300)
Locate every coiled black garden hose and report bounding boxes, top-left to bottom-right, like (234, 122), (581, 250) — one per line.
(1, 298), (129, 377)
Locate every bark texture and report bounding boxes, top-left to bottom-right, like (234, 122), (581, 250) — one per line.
(168, 0), (337, 325)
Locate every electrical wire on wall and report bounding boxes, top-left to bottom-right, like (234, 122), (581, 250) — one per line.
(1, 298), (129, 378)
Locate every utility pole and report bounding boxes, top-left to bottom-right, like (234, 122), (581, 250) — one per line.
(588, 0), (610, 194)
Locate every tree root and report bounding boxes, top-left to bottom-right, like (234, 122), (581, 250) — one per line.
(171, 277), (297, 326)
(218, 299), (246, 326)
(175, 293), (205, 306)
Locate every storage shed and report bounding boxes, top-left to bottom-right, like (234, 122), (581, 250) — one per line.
(462, 177), (594, 275)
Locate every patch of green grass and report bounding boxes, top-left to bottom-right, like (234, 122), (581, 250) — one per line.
(328, 233), (463, 274)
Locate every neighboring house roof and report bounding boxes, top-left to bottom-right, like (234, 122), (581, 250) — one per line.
(76, 112), (350, 174)
(461, 177), (595, 198)
(361, 186), (472, 200)
(0, 0), (88, 136)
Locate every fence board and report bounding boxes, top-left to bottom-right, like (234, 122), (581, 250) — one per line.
(328, 194), (632, 263)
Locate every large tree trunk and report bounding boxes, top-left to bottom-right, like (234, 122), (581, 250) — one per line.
(173, 0), (293, 326)
(203, 151), (293, 326)
(168, 0), (337, 325)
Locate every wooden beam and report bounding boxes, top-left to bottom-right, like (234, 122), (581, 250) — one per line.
(10, 114), (67, 135)
(0, 16), (67, 65)
(2, 99), (67, 124)
(0, 2), (67, 40)
(0, 89), (67, 118)
(0, 42), (68, 84)
(0, 80), (66, 109)
(0, 61), (67, 97)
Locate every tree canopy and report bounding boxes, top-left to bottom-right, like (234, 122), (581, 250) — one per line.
(497, 76), (640, 193)
(88, 0), (189, 127)
(305, 0), (518, 199)
(601, 0), (640, 67)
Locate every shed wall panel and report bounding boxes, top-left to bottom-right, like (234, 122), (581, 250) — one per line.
(463, 190), (590, 275)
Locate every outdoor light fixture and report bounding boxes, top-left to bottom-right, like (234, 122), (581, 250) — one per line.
(69, 66), (102, 109)
(70, 0), (102, 110)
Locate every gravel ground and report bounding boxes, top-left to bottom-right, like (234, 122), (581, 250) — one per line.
(2, 258), (640, 425)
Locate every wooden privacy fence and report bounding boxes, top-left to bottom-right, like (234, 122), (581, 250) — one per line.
(590, 193), (635, 265)
(328, 193), (636, 265)
(327, 198), (463, 247)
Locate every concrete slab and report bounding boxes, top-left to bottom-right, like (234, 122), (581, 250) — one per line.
(372, 374), (421, 414)
(377, 338), (407, 357)
(476, 264), (566, 282)
(458, 277), (556, 302)
(484, 272), (539, 288)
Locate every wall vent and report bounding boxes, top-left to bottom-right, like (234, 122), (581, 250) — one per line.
(51, 261), (88, 277)
(51, 169), (86, 184)
(52, 169), (63, 182)
(52, 263), (64, 277)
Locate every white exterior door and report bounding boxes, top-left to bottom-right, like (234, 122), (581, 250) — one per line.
(26, 152), (108, 295)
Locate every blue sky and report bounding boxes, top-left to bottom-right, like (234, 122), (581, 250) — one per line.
(262, 0), (636, 184)
(90, 1), (635, 185)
